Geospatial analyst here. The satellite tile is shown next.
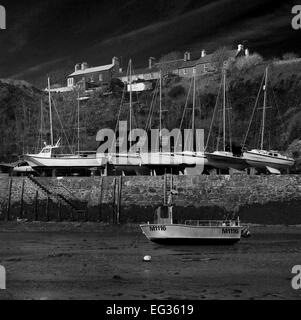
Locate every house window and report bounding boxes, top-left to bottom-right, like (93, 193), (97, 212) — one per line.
(67, 78), (74, 87)
(204, 63), (210, 73)
(99, 74), (103, 82)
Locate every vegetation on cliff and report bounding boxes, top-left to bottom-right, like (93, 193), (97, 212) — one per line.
(0, 54), (301, 170)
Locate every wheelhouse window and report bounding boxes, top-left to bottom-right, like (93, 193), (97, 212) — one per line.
(160, 206), (169, 219)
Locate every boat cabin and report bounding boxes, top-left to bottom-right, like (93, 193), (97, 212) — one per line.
(154, 205), (173, 224)
(35, 145), (60, 158)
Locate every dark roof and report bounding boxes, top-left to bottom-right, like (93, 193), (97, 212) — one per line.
(117, 48), (245, 77)
(117, 66), (160, 78)
(175, 49), (242, 70)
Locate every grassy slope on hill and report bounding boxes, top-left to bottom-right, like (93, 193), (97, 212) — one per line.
(0, 58), (301, 165)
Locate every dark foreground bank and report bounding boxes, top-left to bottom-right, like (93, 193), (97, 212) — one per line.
(0, 222), (300, 300)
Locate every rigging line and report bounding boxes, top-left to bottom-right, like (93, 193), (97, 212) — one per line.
(38, 98), (44, 150)
(114, 62), (130, 135)
(146, 79), (160, 131)
(242, 72), (266, 149)
(216, 96), (223, 151)
(145, 78), (159, 132)
(271, 87), (285, 129)
(51, 97), (73, 153)
(227, 90), (233, 152)
(205, 78), (223, 151)
(175, 78), (193, 148)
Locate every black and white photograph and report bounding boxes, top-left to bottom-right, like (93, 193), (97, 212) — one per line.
(0, 0), (300, 308)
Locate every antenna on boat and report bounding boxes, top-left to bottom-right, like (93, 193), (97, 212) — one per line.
(47, 77), (54, 146)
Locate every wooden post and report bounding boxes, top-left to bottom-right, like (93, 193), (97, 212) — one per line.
(163, 174), (167, 205)
(45, 195), (50, 222)
(58, 199), (62, 222)
(116, 176), (122, 224)
(98, 177), (104, 222)
(6, 178), (12, 222)
(112, 178), (116, 224)
(19, 178), (25, 219)
(34, 191), (39, 221)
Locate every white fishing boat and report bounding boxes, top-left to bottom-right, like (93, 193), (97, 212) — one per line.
(140, 176), (250, 245)
(24, 142), (106, 169)
(23, 78), (107, 172)
(242, 67), (295, 173)
(140, 205), (247, 245)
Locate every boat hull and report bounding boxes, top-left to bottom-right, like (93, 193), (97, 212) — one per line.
(140, 224), (242, 245)
(243, 151), (295, 170)
(23, 155), (106, 168)
(206, 152), (249, 171)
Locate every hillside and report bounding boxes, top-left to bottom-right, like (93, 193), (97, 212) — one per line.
(0, 57), (301, 171)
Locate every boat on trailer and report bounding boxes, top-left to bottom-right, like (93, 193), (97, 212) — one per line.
(140, 205), (249, 245)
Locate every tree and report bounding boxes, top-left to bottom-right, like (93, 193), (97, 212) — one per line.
(282, 53), (299, 61)
(158, 51), (183, 76)
(211, 47), (233, 72)
(234, 53), (263, 71)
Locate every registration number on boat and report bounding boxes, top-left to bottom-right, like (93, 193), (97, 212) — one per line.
(222, 228), (239, 234)
(149, 225), (167, 232)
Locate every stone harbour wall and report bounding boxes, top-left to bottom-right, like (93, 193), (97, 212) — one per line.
(0, 174), (300, 224)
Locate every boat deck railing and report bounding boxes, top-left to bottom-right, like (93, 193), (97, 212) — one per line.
(184, 220), (240, 227)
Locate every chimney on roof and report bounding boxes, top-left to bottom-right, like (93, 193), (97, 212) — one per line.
(112, 57), (119, 66)
(184, 51), (191, 62)
(149, 57), (156, 69)
(75, 63), (81, 72)
(81, 62), (89, 70)
(237, 44), (244, 53)
(201, 50), (206, 58)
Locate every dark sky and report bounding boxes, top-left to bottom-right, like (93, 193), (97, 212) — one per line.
(0, 0), (298, 86)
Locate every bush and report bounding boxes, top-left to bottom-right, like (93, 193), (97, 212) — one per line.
(234, 53), (263, 71)
(282, 53), (299, 61)
(168, 85), (186, 98)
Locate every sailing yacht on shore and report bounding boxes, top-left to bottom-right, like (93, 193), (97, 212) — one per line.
(172, 68), (208, 170)
(140, 70), (182, 171)
(23, 78), (107, 173)
(242, 67), (295, 173)
(206, 68), (249, 171)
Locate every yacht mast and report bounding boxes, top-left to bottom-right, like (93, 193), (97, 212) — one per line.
(129, 59), (133, 145)
(192, 68), (196, 149)
(261, 66), (269, 150)
(159, 70), (162, 151)
(223, 68), (226, 152)
(47, 77), (54, 146)
(77, 91), (80, 154)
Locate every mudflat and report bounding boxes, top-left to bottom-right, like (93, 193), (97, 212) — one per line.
(0, 222), (300, 300)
